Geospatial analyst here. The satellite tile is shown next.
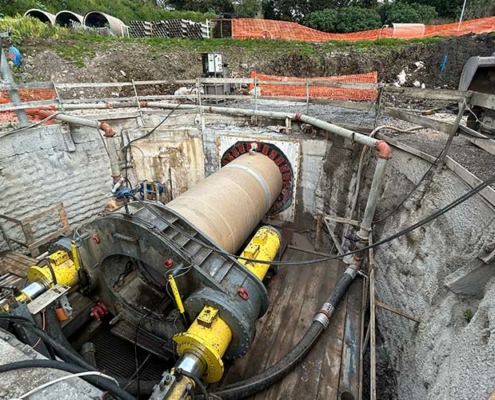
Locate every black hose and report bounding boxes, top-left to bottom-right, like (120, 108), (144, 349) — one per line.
(44, 307), (82, 358)
(0, 313), (156, 395)
(209, 268), (356, 400)
(0, 359), (136, 400)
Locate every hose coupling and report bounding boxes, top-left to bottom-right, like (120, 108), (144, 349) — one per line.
(344, 266), (358, 279)
(313, 302), (335, 329)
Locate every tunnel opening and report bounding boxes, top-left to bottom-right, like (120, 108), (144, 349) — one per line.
(55, 11), (83, 27)
(24, 9), (54, 25)
(84, 12), (111, 28)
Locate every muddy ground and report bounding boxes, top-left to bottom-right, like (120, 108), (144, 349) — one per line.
(16, 33), (495, 99)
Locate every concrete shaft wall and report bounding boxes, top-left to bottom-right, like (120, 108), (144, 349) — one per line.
(369, 148), (495, 400)
(0, 125), (112, 251)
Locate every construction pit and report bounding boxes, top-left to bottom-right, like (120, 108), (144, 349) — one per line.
(1, 43), (495, 400)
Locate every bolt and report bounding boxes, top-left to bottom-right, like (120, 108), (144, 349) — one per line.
(165, 375), (172, 384)
(163, 259), (173, 268)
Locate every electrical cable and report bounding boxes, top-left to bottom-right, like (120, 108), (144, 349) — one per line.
(31, 310), (45, 349)
(0, 360), (135, 400)
(177, 369), (210, 400)
(130, 171), (495, 266)
(372, 136), (450, 224)
(0, 112), (61, 139)
(12, 371), (119, 400)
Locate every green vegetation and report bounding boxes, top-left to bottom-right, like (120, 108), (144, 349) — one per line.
(381, 3), (437, 24)
(0, 0), (215, 23)
(304, 7), (382, 33)
(0, 15), (69, 44)
(464, 309), (474, 323)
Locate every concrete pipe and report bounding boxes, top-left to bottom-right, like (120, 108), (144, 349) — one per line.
(167, 152), (283, 253)
(24, 9), (56, 25)
(55, 11), (84, 27)
(83, 11), (126, 37)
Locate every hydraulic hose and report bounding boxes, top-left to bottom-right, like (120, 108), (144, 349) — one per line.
(0, 313), (156, 395)
(0, 359), (136, 400)
(210, 266), (358, 400)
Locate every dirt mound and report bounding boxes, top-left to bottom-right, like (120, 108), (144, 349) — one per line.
(15, 33), (495, 100)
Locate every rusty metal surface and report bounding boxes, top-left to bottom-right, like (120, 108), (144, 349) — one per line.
(167, 152), (283, 253)
(222, 233), (363, 400)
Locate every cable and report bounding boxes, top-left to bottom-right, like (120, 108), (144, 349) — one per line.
(177, 369), (209, 400)
(130, 171), (495, 266)
(31, 310), (45, 349)
(12, 371), (119, 400)
(372, 136), (449, 224)
(0, 360), (135, 400)
(0, 112), (61, 139)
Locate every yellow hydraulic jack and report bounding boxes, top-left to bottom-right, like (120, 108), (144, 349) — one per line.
(163, 226), (281, 399)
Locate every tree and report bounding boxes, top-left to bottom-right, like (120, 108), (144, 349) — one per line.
(335, 6), (381, 33)
(381, 2), (437, 24)
(303, 9), (338, 32)
(403, 0), (462, 18)
(236, 0), (261, 18)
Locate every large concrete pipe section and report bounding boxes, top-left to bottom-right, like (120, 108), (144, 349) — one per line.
(167, 152), (283, 253)
(55, 11), (84, 27)
(83, 12), (127, 36)
(24, 9), (56, 25)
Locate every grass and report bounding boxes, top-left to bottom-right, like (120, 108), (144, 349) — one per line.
(0, 15), (70, 44)
(464, 309), (474, 323)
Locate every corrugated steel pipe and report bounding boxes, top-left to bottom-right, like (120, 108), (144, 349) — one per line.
(55, 10), (84, 27)
(28, 109), (114, 137)
(83, 11), (127, 36)
(24, 9), (56, 25)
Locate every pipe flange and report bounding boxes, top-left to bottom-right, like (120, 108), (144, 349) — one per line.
(220, 141), (294, 215)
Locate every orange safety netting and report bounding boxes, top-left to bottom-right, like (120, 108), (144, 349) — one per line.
(0, 88), (57, 123)
(251, 71), (378, 101)
(233, 16), (495, 42)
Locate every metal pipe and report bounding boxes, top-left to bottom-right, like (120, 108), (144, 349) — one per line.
(29, 109), (115, 137)
(19, 281), (46, 301)
(0, 43), (29, 127)
(357, 157), (389, 239)
(167, 152), (282, 253)
(144, 102), (381, 149)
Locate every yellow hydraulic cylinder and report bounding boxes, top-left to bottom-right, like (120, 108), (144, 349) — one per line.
(27, 250), (80, 288)
(173, 306), (232, 383)
(168, 275), (185, 315)
(238, 226), (281, 281)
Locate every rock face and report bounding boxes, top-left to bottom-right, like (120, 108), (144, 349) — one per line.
(366, 148), (495, 400)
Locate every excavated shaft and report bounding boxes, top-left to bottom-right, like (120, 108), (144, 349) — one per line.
(167, 152), (283, 253)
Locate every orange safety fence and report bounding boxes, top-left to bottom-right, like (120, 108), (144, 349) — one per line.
(250, 71), (378, 101)
(0, 88), (57, 123)
(232, 16), (495, 42)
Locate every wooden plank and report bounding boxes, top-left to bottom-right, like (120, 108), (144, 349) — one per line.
(324, 214), (361, 227)
(21, 204), (62, 225)
(383, 107), (452, 134)
(464, 136), (495, 156)
(0, 214), (22, 224)
(384, 86), (468, 102)
(470, 91), (495, 110)
(369, 233), (376, 400)
(324, 218), (345, 256)
(0, 99), (58, 112)
(28, 229), (66, 257)
(338, 279), (363, 400)
(375, 132), (495, 209)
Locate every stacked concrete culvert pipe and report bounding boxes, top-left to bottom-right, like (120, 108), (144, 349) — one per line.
(83, 11), (127, 36)
(55, 11), (84, 27)
(24, 9), (56, 25)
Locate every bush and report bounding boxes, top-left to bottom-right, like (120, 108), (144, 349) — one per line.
(381, 2), (437, 24)
(0, 16), (67, 44)
(335, 7), (382, 33)
(303, 9), (338, 33)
